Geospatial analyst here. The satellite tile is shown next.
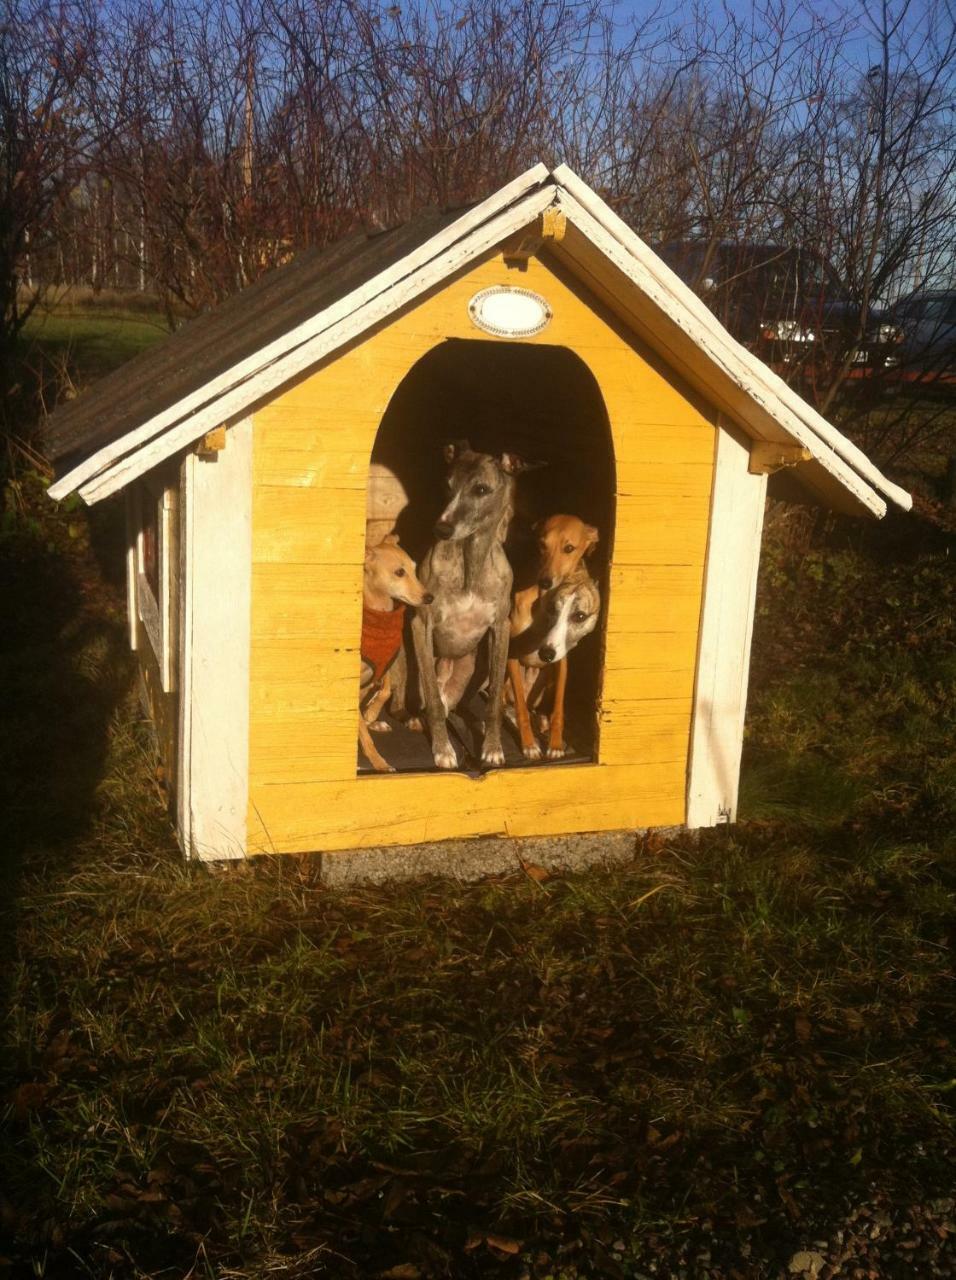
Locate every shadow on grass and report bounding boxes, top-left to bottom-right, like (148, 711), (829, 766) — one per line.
(0, 477), (139, 1263)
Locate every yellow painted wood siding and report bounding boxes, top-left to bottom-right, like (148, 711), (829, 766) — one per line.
(247, 249), (716, 854)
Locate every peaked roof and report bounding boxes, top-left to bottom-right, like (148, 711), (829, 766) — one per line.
(46, 163), (910, 517)
(44, 209), (465, 470)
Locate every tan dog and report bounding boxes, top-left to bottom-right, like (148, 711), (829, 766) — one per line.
(508, 516), (600, 761)
(360, 534), (431, 773)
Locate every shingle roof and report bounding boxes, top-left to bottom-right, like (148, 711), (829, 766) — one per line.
(44, 208), (466, 472)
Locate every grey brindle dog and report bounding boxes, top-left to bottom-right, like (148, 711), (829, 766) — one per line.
(411, 440), (534, 769)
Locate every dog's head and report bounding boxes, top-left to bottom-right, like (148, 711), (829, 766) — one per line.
(524, 572), (601, 668)
(364, 534), (433, 607)
(534, 514), (599, 591)
(434, 439), (540, 542)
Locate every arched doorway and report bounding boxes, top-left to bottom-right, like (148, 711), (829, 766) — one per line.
(360, 339), (616, 774)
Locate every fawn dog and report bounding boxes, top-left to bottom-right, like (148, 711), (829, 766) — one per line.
(508, 515), (600, 760)
(411, 440), (535, 770)
(359, 534), (431, 773)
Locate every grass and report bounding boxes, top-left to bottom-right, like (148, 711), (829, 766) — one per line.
(20, 307), (170, 388)
(0, 311), (954, 1277)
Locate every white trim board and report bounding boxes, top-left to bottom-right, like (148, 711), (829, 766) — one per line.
(48, 164), (551, 502)
(550, 190), (887, 519)
(686, 421), (767, 828)
(76, 185), (558, 503)
(135, 474), (178, 691)
(176, 418), (252, 861)
(551, 164), (911, 513)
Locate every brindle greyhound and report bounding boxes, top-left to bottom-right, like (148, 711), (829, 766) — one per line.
(411, 440), (534, 770)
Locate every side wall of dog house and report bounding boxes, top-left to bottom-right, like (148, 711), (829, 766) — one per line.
(126, 478), (180, 808)
(245, 246), (718, 856)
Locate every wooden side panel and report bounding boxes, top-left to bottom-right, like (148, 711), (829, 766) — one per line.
(248, 250), (717, 855)
(138, 633), (178, 803)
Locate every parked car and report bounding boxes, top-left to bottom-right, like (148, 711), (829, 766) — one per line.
(658, 240), (895, 382)
(881, 288), (956, 388)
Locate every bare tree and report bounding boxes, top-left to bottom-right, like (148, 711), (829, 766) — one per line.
(0, 0), (98, 402)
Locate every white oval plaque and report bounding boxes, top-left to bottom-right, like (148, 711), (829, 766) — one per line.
(468, 286), (552, 339)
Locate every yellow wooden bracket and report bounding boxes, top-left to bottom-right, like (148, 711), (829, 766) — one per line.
(749, 442), (812, 475)
(503, 208), (568, 265)
(540, 208), (567, 242)
(197, 426), (227, 458)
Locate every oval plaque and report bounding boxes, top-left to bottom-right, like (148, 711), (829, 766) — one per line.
(468, 286), (552, 339)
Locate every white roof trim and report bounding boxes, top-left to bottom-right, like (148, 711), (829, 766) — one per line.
(553, 164), (911, 514)
(77, 185), (557, 503)
(49, 159), (909, 517)
(49, 162), (550, 503)
(553, 188), (887, 518)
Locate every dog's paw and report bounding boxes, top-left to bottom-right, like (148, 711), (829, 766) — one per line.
(369, 720), (392, 733)
(546, 744), (567, 760)
(522, 742), (543, 761)
(481, 746), (506, 767)
(407, 717), (425, 733)
(434, 745), (458, 770)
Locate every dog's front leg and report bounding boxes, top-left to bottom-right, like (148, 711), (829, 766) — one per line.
(546, 657), (568, 759)
(508, 658), (541, 761)
(387, 644), (409, 720)
(411, 610), (458, 770)
(480, 618), (510, 767)
(364, 675), (392, 731)
(358, 715), (394, 773)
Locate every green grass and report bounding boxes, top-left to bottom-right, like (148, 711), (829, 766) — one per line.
(1, 321), (954, 1276)
(20, 307), (170, 386)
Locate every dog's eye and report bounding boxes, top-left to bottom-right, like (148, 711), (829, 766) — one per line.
(394, 568), (406, 577)
(563, 544), (575, 554)
(572, 610), (588, 624)
(473, 483), (491, 497)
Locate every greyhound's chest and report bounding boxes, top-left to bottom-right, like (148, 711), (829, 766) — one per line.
(432, 592), (497, 658)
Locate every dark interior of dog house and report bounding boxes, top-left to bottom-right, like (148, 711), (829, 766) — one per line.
(359, 339), (615, 775)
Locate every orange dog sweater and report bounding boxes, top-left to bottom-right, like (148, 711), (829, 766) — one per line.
(361, 603), (406, 683)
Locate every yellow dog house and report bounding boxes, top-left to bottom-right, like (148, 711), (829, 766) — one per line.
(46, 164), (909, 864)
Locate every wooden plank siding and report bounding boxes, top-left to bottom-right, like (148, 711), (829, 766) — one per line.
(246, 249), (716, 855)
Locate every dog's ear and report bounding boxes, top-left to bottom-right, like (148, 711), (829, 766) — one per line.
(583, 524), (600, 556)
(443, 438), (471, 465)
(364, 544), (378, 566)
(380, 532), (400, 546)
(500, 453), (547, 475)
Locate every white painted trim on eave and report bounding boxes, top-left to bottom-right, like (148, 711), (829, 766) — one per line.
(552, 188), (887, 519)
(552, 164), (911, 513)
(48, 163), (550, 503)
(176, 418), (252, 861)
(686, 421), (767, 828)
(75, 185), (558, 504)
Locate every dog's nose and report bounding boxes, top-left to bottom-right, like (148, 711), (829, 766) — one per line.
(538, 576), (553, 590)
(422, 592), (434, 604)
(539, 645), (556, 663)
(434, 520), (454, 539)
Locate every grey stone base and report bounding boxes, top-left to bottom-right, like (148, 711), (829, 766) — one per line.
(315, 827), (686, 887)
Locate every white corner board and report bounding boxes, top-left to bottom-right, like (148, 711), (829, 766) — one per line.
(686, 421), (767, 828)
(177, 418), (252, 861)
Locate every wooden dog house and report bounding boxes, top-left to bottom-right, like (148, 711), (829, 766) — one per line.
(45, 164), (910, 863)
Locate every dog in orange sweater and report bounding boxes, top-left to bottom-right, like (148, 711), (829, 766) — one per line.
(360, 534), (432, 773)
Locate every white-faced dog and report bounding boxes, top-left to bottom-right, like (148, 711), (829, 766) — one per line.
(507, 570), (601, 760)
